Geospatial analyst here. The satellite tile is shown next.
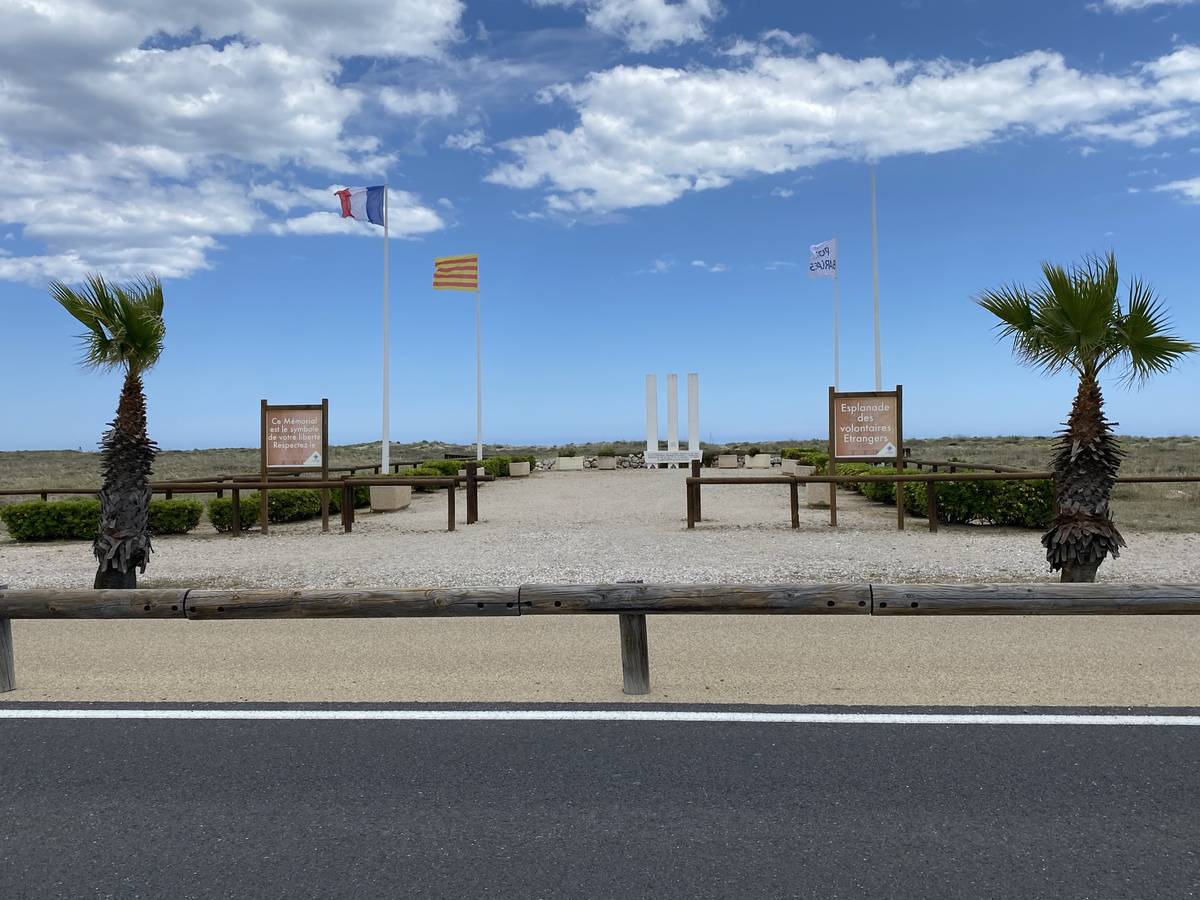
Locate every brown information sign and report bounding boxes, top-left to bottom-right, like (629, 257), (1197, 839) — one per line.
(831, 392), (900, 459)
(827, 386), (905, 531)
(261, 399), (328, 471)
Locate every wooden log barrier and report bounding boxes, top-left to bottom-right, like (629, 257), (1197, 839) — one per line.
(184, 587), (519, 619)
(871, 583), (1200, 615)
(0, 584), (11, 693)
(2, 583), (1200, 695)
(619, 613), (650, 695)
(518, 582), (872, 614)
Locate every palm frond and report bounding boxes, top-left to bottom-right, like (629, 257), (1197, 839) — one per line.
(1114, 277), (1198, 386)
(48, 272), (166, 374)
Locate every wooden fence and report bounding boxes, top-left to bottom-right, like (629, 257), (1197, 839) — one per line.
(0, 469), (495, 536)
(685, 462), (1200, 532)
(2, 582), (1197, 695)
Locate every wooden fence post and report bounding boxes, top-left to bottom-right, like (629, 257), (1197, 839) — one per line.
(466, 464), (478, 525)
(447, 484), (456, 532)
(926, 482), (938, 533)
(690, 460), (702, 521)
(231, 488), (241, 536)
(618, 612), (650, 695)
(0, 585), (13, 693)
(790, 479), (800, 529)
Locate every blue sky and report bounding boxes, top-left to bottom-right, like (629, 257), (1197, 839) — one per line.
(2, 0), (1199, 450)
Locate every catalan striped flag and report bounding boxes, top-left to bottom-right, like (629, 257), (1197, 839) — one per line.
(432, 254), (479, 292)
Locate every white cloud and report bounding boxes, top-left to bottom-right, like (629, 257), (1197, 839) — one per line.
(379, 87), (460, 117)
(488, 45), (1200, 214)
(531, 0), (721, 51)
(764, 260), (797, 270)
(0, 1), (461, 284)
(1100, 0), (1197, 10)
(1154, 176), (1200, 201)
(770, 187), (794, 198)
(690, 259), (727, 272)
(444, 129), (492, 153)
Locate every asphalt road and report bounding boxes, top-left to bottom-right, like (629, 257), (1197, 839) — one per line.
(2, 705), (1198, 899)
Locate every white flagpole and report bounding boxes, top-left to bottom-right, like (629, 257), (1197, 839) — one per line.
(832, 241), (841, 391)
(382, 185), (390, 472)
(475, 289), (482, 461)
(870, 166), (882, 391)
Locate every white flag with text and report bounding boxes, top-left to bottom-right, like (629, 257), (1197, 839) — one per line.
(809, 239), (837, 278)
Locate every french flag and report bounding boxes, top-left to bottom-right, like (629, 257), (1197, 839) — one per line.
(334, 185), (386, 227)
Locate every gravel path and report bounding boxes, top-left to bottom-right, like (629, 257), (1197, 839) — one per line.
(2, 469), (1198, 588)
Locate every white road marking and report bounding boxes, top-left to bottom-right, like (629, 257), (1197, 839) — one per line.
(1, 709), (1198, 725)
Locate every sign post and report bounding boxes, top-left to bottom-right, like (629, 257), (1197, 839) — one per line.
(827, 385), (904, 530)
(260, 399), (330, 534)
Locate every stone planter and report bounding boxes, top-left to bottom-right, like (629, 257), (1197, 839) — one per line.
(370, 484), (412, 512)
(717, 454), (738, 469)
(806, 481), (831, 509)
(746, 454), (771, 469)
(509, 461), (530, 477)
(597, 456), (617, 470)
(781, 458), (798, 475)
(556, 456), (584, 471)
(796, 465), (816, 477)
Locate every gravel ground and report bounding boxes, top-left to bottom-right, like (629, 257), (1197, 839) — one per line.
(2, 469), (1197, 588)
(4, 470), (1197, 705)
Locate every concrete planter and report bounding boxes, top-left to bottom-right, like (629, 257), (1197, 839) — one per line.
(509, 461), (531, 477)
(806, 481), (831, 508)
(717, 454), (738, 469)
(746, 454), (771, 469)
(781, 458), (798, 475)
(796, 465), (817, 477)
(597, 456), (617, 470)
(556, 456), (584, 471)
(370, 484), (412, 512)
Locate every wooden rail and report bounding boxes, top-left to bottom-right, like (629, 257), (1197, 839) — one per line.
(0, 473), (495, 536)
(2, 582), (1197, 696)
(685, 471), (1199, 532)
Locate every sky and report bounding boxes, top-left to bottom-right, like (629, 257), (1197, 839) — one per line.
(2, 0), (1199, 451)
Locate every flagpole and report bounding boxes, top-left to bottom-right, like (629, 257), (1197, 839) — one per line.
(475, 289), (482, 462)
(382, 184), (390, 473)
(832, 241), (841, 391)
(870, 165), (882, 391)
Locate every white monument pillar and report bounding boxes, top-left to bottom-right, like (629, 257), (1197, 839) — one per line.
(644, 374), (658, 456)
(666, 373), (679, 452)
(687, 373), (699, 454)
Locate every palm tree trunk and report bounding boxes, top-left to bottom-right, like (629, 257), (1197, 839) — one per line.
(1041, 372), (1125, 583)
(93, 370), (156, 589)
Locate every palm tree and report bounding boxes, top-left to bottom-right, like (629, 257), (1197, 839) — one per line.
(977, 253), (1195, 582)
(50, 274), (166, 589)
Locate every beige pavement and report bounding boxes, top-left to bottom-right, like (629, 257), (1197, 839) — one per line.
(7, 614), (1198, 705)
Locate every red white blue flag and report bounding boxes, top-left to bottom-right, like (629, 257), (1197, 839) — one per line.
(334, 185), (386, 227)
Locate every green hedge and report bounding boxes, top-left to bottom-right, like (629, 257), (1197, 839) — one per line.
(831, 463), (1054, 528)
(148, 499), (203, 535)
(420, 459), (466, 477)
(207, 486), (371, 533)
(1, 497), (203, 541)
(782, 448), (830, 469)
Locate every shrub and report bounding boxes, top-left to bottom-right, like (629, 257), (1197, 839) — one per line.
(403, 466), (451, 491)
(420, 459), (465, 477)
(597, 445), (616, 457)
(481, 456), (510, 477)
(833, 464), (1055, 528)
(0, 499), (100, 541)
(701, 449), (720, 467)
(746, 446), (762, 457)
(782, 448), (830, 469)
(207, 494), (261, 532)
(1, 498), (205, 541)
(148, 499), (203, 535)
(557, 447), (577, 458)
